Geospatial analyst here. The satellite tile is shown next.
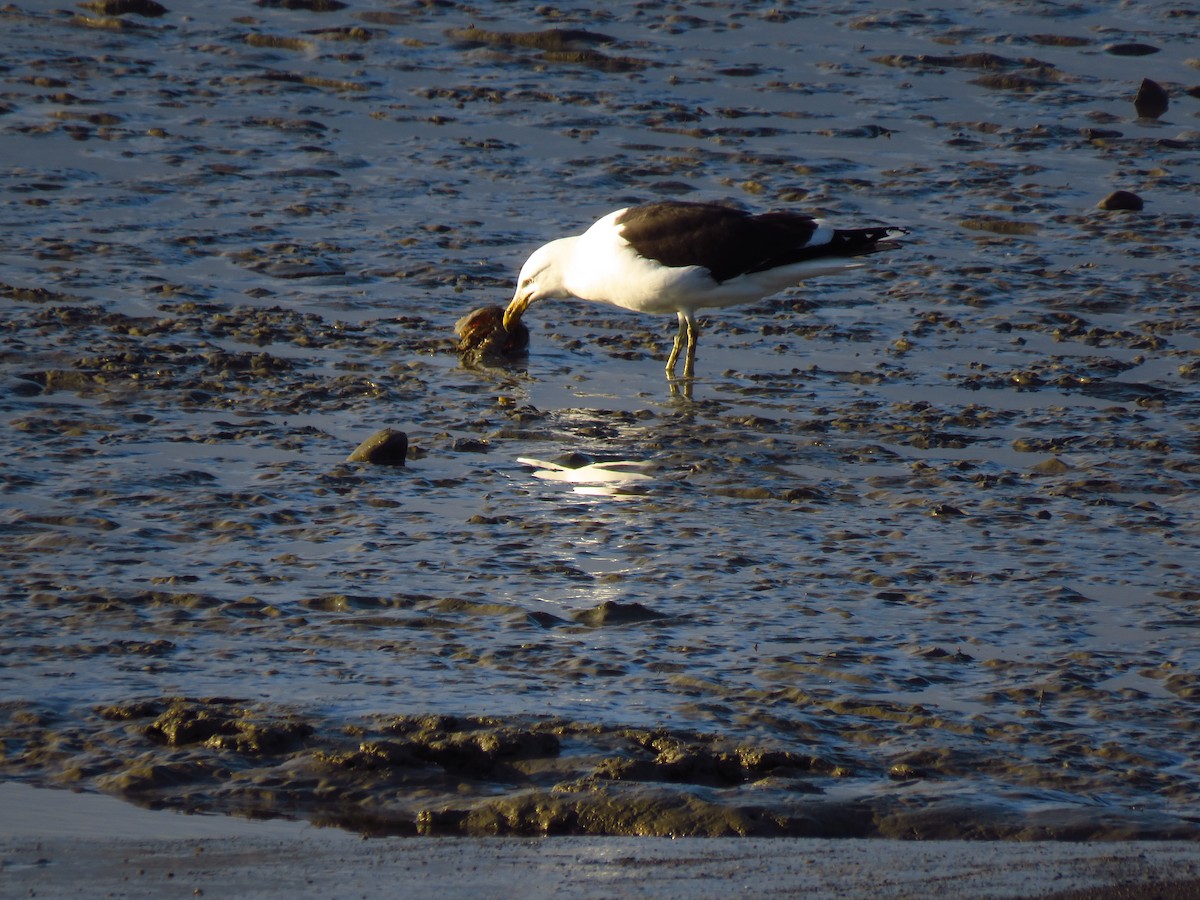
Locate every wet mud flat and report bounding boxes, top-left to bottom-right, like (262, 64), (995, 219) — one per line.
(3, 694), (1199, 840)
(1, 0), (1199, 844)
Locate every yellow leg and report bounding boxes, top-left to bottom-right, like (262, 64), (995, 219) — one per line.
(665, 312), (687, 379)
(682, 313), (698, 381)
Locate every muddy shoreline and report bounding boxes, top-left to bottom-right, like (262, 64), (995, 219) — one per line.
(4, 696), (1197, 840)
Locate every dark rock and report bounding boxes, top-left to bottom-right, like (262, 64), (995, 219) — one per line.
(1134, 78), (1169, 119)
(873, 52), (1052, 71)
(1104, 42), (1160, 56)
(573, 601), (669, 627)
(452, 438), (490, 453)
(929, 503), (966, 517)
(347, 429), (408, 466)
(1098, 190), (1144, 211)
(445, 26), (616, 51)
(1029, 34), (1092, 47)
(78, 0), (168, 16)
(256, 0), (346, 10)
(970, 72), (1054, 92)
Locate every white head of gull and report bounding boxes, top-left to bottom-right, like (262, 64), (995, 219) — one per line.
(504, 200), (907, 383)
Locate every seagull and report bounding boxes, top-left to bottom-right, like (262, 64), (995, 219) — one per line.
(503, 200), (907, 382)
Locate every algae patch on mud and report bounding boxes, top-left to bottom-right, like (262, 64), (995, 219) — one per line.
(3, 698), (1197, 840)
(1, 698), (842, 837)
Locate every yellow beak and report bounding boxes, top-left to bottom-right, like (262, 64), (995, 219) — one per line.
(503, 293), (531, 332)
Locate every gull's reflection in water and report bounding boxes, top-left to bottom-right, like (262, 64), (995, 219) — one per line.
(517, 456), (656, 499)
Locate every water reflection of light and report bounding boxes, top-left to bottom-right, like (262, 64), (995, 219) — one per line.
(517, 456), (656, 499)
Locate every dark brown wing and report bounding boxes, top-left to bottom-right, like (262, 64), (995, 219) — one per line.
(615, 202), (821, 283)
(616, 201), (907, 285)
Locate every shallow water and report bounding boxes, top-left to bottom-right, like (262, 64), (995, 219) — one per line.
(1, 0), (1198, 838)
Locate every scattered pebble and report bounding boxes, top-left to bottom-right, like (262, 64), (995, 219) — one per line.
(347, 429), (409, 466)
(572, 600), (669, 626)
(1104, 42), (1160, 57)
(1134, 77), (1169, 119)
(1097, 190), (1145, 211)
(79, 0), (169, 15)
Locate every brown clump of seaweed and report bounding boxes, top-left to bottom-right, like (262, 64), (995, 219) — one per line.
(455, 305), (529, 366)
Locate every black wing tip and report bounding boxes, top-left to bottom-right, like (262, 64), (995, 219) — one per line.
(828, 225), (911, 257)
(859, 225), (911, 240)
(877, 225), (911, 250)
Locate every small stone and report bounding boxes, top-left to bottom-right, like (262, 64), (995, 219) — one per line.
(256, 0), (347, 10)
(347, 428), (408, 466)
(1097, 190), (1144, 211)
(1104, 42), (1160, 57)
(1134, 78), (1169, 119)
(79, 0), (169, 16)
(1031, 456), (1071, 474)
(929, 503), (966, 517)
(452, 438), (490, 453)
(572, 600), (668, 626)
